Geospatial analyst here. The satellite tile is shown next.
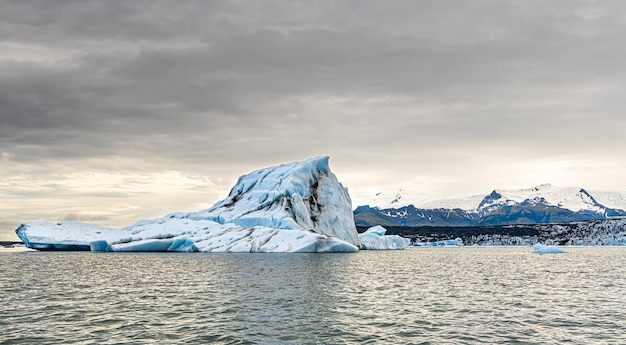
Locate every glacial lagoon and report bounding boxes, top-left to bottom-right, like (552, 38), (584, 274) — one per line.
(1, 247), (625, 344)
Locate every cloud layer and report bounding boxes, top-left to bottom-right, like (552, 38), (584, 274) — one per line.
(2, 1), (626, 239)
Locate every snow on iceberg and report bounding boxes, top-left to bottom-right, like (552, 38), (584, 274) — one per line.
(16, 156), (360, 253)
(15, 222), (121, 251)
(532, 244), (564, 254)
(359, 225), (410, 250)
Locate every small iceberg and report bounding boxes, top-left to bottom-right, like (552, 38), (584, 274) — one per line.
(413, 238), (463, 247)
(532, 244), (564, 254)
(359, 225), (410, 250)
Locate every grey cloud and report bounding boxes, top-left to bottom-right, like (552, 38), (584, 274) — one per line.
(0, 0), (625, 178)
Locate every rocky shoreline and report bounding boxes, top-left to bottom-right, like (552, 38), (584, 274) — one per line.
(359, 218), (626, 246)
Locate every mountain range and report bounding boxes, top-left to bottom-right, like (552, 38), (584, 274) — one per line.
(354, 184), (626, 227)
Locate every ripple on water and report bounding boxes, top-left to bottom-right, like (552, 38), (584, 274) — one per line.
(1, 248), (625, 344)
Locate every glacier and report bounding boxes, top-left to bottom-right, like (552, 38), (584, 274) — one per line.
(16, 156), (361, 253)
(358, 225), (410, 250)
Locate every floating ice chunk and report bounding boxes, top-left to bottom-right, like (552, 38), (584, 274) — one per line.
(532, 244), (564, 254)
(359, 225), (410, 250)
(412, 238), (463, 247)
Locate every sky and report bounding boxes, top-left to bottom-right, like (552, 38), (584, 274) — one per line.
(2, 0), (626, 240)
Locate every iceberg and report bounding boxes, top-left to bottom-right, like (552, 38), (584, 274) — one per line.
(16, 156), (360, 253)
(532, 244), (564, 254)
(359, 225), (410, 250)
(412, 238), (463, 247)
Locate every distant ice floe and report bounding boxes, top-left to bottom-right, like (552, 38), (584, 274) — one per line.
(359, 226), (410, 250)
(413, 238), (463, 247)
(532, 244), (565, 254)
(16, 156), (361, 253)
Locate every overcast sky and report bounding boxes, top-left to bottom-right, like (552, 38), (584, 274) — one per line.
(2, 0), (626, 240)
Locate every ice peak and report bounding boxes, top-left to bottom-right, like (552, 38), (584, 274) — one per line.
(180, 155), (359, 246)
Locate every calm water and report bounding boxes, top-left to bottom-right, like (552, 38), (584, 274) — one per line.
(1, 247), (625, 344)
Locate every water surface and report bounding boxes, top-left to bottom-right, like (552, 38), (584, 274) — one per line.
(1, 247), (624, 344)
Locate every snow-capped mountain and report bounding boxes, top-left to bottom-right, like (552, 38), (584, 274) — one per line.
(477, 184), (606, 214)
(355, 184), (626, 212)
(354, 184), (626, 227)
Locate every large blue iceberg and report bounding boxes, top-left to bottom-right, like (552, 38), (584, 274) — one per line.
(16, 157), (362, 253)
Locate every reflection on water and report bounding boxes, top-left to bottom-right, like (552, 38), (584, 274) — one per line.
(1, 248), (625, 344)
